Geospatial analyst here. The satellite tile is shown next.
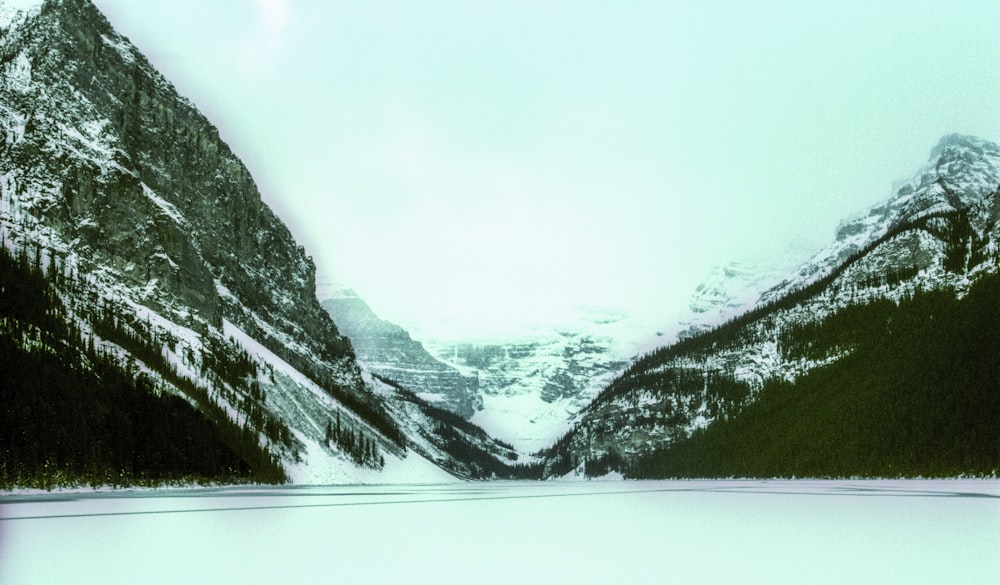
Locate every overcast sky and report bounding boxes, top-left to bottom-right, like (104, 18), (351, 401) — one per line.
(91, 0), (1000, 341)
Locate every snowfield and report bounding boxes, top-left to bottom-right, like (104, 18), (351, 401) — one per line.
(2, 480), (997, 584)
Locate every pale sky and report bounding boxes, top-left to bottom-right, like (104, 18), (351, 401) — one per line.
(91, 0), (1000, 341)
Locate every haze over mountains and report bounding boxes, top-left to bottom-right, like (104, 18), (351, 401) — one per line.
(1, 0), (997, 486)
(87, 0), (1000, 347)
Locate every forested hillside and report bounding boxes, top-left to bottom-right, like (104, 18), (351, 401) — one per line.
(0, 245), (287, 488)
(543, 135), (1000, 480)
(628, 272), (1000, 478)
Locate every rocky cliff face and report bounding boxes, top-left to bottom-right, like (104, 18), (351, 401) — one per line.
(320, 286), (482, 419)
(761, 134), (1000, 304)
(0, 0), (460, 483)
(1, 0), (354, 381)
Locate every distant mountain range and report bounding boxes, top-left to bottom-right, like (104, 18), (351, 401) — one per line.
(320, 283), (647, 454)
(318, 249), (805, 456)
(320, 285), (482, 418)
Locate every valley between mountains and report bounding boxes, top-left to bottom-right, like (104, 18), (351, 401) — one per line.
(1, 0), (997, 488)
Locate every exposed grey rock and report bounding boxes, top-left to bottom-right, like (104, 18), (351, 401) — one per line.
(0, 0), (531, 481)
(0, 0), (358, 387)
(321, 287), (482, 418)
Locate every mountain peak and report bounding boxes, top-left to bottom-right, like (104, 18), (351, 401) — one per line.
(757, 133), (999, 306)
(0, 0), (434, 483)
(929, 133), (999, 160)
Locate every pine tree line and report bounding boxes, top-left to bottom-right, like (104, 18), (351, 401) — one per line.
(627, 273), (1000, 478)
(0, 243), (288, 488)
(228, 310), (406, 448)
(324, 411), (384, 468)
(602, 204), (988, 408)
(544, 196), (1000, 479)
(77, 281), (295, 458)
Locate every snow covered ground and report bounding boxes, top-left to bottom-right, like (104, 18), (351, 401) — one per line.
(2, 480), (997, 584)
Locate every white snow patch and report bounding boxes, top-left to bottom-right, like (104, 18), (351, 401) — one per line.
(141, 183), (188, 227)
(415, 391), (446, 403)
(471, 391), (577, 455)
(0, 103), (27, 145)
(284, 431), (457, 485)
(100, 33), (135, 64)
(3, 52), (31, 92)
(0, 0), (41, 29)
(588, 470), (626, 481)
(58, 120), (113, 160)
(214, 279), (236, 300)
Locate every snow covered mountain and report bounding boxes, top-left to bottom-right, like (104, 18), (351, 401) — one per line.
(322, 277), (656, 456)
(319, 284), (482, 418)
(322, 276), (661, 455)
(322, 260), (806, 457)
(543, 134), (1000, 478)
(411, 256), (810, 455)
(761, 133), (1000, 304)
(672, 256), (806, 342)
(423, 308), (657, 455)
(0, 0), (522, 485)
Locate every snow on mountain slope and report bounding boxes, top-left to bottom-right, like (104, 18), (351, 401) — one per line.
(423, 307), (656, 454)
(762, 134), (1000, 305)
(0, 0), (456, 484)
(414, 254), (808, 455)
(670, 250), (812, 343)
(543, 134), (1000, 476)
(319, 283), (482, 419)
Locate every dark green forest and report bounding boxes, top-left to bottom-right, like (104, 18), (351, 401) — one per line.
(605, 208), (965, 396)
(0, 245), (287, 489)
(629, 273), (1000, 478)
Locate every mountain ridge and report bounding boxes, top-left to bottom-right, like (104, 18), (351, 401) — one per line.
(541, 132), (1000, 478)
(320, 285), (482, 419)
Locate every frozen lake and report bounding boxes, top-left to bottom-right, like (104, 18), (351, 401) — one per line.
(2, 480), (998, 584)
